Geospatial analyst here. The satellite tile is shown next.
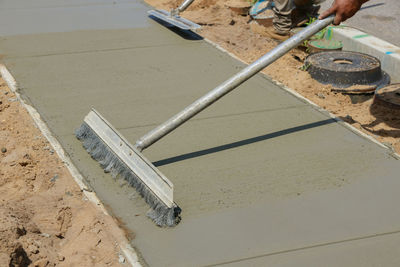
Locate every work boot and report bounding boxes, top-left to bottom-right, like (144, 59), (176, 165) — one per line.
(258, 0), (321, 42)
(262, 26), (292, 41)
(258, 24), (304, 42)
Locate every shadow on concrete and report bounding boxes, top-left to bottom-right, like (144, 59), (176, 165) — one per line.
(153, 118), (337, 167)
(148, 16), (203, 41)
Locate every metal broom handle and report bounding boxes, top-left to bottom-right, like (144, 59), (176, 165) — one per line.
(134, 15), (335, 151)
(177, 0), (195, 12)
(171, 0), (195, 15)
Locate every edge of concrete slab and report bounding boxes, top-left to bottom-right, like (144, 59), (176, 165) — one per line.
(0, 64), (143, 267)
(328, 25), (400, 83)
(1, 27), (399, 266)
(141, 0), (400, 156)
(204, 38), (400, 160)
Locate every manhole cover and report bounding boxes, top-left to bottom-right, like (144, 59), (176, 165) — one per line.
(374, 83), (400, 109)
(307, 39), (343, 54)
(305, 51), (390, 94)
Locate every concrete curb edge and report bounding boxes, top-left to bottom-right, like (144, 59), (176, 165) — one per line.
(203, 38), (400, 160)
(0, 64), (143, 267)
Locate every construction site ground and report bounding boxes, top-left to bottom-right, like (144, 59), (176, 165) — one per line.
(145, 0), (400, 154)
(1, 0), (400, 266)
(0, 79), (124, 266)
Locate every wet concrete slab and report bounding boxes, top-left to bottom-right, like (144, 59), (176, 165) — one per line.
(1, 0), (135, 8)
(1, 0), (400, 266)
(0, 27), (197, 59)
(0, 0), (148, 35)
(227, 230), (400, 266)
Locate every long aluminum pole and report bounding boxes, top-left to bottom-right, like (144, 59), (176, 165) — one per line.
(177, 0), (195, 13)
(135, 16), (334, 151)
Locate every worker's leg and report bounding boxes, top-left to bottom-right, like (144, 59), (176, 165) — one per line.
(272, 0), (295, 34)
(266, 0), (322, 41)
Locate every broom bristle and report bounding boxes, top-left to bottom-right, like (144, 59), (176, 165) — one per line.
(75, 122), (181, 227)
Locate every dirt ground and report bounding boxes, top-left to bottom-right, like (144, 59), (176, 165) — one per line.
(0, 78), (125, 266)
(145, 0), (400, 154)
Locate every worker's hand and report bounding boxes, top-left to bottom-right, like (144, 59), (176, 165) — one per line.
(319, 0), (368, 25)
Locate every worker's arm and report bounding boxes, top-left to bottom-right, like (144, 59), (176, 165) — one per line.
(319, 0), (369, 25)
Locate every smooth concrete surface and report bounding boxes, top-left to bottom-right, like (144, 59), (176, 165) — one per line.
(1, 0), (400, 266)
(226, 231), (400, 266)
(0, 0), (149, 35)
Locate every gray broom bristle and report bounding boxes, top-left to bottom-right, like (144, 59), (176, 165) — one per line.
(75, 122), (181, 227)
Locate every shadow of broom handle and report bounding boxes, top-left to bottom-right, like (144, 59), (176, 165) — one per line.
(135, 3), (382, 151)
(134, 15), (333, 151)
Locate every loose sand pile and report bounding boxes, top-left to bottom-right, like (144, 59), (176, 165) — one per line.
(0, 78), (125, 266)
(145, 0), (400, 154)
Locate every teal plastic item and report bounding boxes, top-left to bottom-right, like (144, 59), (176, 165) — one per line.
(250, 0), (274, 19)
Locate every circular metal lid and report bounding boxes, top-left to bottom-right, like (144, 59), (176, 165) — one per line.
(305, 51), (390, 93)
(374, 83), (400, 109)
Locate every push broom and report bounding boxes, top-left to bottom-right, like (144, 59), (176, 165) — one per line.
(147, 0), (201, 31)
(76, 6), (378, 226)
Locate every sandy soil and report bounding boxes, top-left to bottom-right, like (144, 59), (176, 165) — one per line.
(145, 0), (400, 154)
(0, 77), (126, 266)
